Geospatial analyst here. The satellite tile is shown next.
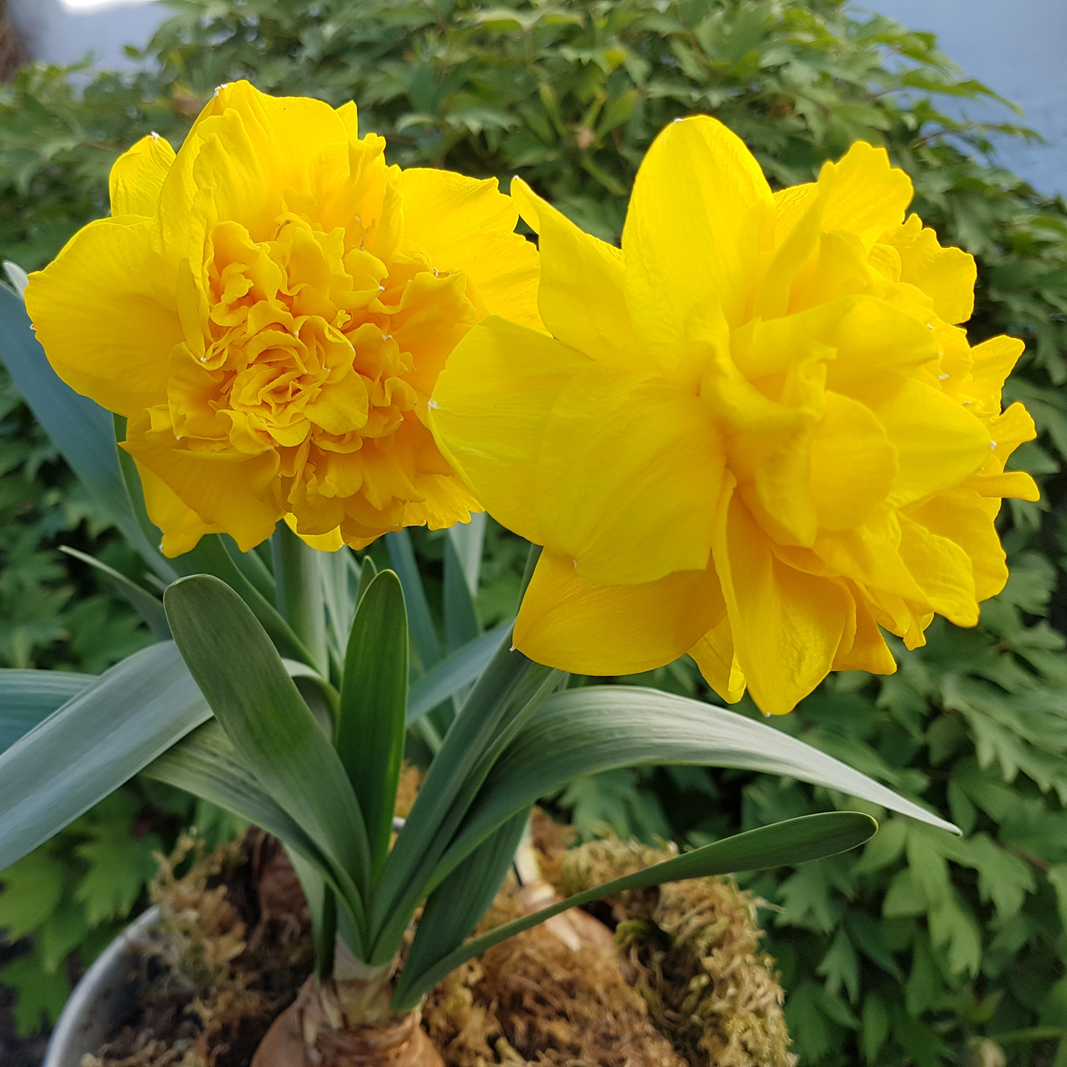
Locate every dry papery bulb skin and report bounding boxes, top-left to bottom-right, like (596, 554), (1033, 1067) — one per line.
(252, 975), (443, 1067)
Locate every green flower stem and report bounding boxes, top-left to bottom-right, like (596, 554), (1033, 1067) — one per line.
(272, 523), (329, 676)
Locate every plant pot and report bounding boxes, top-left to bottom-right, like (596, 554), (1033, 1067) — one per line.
(42, 829), (796, 1067)
(43, 908), (160, 1067)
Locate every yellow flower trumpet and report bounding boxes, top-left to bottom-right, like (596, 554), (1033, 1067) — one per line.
(430, 116), (1039, 715)
(27, 81), (538, 556)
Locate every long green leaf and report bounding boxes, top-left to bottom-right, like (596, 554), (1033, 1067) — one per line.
(0, 669), (94, 754)
(0, 643), (210, 872)
(370, 641), (561, 962)
(400, 806), (529, 1003)
(437, 687), (957, 886)
(176, 535), (313, 666)
(0, 284), (175, 582)
(443, 537), (480, 654)
(146, 722), (330, 864)
(271, 523), (328, 674)
(163, 575), (371, 941)
(59, 546), (170, 639)
(393, 811), (877, 1010)
(222, 534), (277, 605)
(446, 514), (485, 599)
(386, 530), (439, 671)
(287, 847), (337, 979)
(144, 720), (360, 956)
(406, 622), (512, 725)
(320, 545), (362, 672)
(337, 570), (408, 876)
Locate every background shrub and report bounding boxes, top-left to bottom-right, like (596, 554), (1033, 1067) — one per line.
(2, 1), (1067, 1063)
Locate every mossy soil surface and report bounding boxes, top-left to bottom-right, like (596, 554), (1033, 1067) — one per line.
(76, 816), (795, 1067)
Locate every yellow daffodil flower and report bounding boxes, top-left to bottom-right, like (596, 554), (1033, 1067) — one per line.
(26, 81), (538, 556)
(430, 116), (1039, 715)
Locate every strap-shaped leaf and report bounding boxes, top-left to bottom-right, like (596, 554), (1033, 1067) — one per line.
(386, 530), (440, 671)
(286, 847), (338, 980)
(446, 513), (485, 599)
(337, 570), (408, 876)
(370, 641), (560, 962)
(436, 687), (957, 886)
(147, 722), (329, 863)
(0, 284), (175, 582)
(0, 643), (210, 872)
(392, 811), (877, 1010)
(406, 622), (512, 725)
(176, 535), (313, 666)
(164, 575), (371, 935)
(0, 669), (94, 755)
(59, 546), (170, 639)
(320, 545), (362, 671)
(144, 720), (358, 962)
(400, 806), (529, 1003)
(271, 523), (328, 674)
(443, 537), (480, 654)
(223, 535), (277, 604)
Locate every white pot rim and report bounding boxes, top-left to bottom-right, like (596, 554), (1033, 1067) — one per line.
(44, 907), (159, 1067)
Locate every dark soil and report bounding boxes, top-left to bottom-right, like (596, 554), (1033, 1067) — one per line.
(84, 832), (314, 1067)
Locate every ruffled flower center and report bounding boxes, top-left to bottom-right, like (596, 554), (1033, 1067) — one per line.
(151, 206), (475, 533)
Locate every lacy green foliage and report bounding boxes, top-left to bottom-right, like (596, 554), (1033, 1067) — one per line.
(0, 791), (162, 1034)
(0, 0), (1066, 1060)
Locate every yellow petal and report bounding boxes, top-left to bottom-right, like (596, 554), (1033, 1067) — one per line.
(965, 334), (1025, 414)
(714, 479), (849, 715)
(399, 168), (541, 331)
(535, 362), (724, 585)
(304, 364), (370, 436)
(905, 489), (1005, 602)
(137, 460), (223, 557)
(123, 417), (281, 553)
(970, 470), (1039, 502)
(896, 514), (978, 626)
(831, 585), (897, 674)
(511, 177), (636, 360)
(817, 141), (913, 250)
(515, 550), (726, 676)
(284, 514), (345, 552)
(855, 377), (991, 506)
(884, 215), (977, 325)
(158, 80), (352, 255)
(813, 512), (924, 611)
(109, 134), (175, 217)
(622, 116), (773, 362)
(401, 472), (482, 532)
(688, 620), (746, 703)
(25, 217), (181, 416)
(809, 391), (898, 530)
(754, 179), (826, 319)
(429, 316), (590, 544)
(738, 296), (938, 384)
(787, 229), (874, 313)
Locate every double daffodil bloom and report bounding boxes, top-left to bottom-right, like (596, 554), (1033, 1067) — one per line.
(27, 81), (538, 556)
(430, 116), (1038, 715)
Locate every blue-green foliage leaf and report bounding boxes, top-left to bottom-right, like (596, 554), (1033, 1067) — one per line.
(163, 575), (370, 939)
(0, 668), (93, 753)
(59, 545), (169, 639)
(0, 642), (209, 873)
(406, 623), (512, 726)
(337, 570), (408, 875)
(386, 530), (439, 671)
